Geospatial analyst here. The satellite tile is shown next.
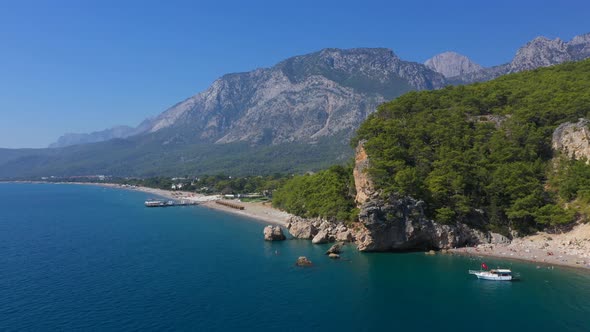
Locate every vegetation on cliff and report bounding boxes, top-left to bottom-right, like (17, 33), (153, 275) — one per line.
(272, 165), (358, 222)
(353, 59), (590, 233)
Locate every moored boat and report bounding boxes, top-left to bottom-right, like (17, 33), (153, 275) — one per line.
(469, 263), (516, 281)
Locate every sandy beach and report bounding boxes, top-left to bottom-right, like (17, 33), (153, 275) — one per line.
(451, 223), (590, 270)
(90, 182), (292, 227)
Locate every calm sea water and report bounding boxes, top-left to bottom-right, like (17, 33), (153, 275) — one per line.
(0, 183), (589, 331)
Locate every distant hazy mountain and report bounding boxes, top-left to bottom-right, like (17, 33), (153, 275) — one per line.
(3, 32), (590, 178)
(424, 51), (483, 78)
(50, 125), (134, 148)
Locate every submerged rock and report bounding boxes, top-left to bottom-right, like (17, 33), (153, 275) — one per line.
(263, 225), (286, 241)
(296, 256), (313, 266)
(326, 243), (342, 255)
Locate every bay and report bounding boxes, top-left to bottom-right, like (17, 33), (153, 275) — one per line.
(0, 183), (588, 331)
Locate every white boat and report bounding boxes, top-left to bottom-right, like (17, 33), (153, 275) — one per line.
(469, 268), (513, 281)
(145, 199), (167, 207)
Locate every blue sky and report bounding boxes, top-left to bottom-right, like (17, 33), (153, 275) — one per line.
(1, 0), (589, 148)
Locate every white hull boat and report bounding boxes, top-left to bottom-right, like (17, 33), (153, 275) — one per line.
(469, 269), (513, 281)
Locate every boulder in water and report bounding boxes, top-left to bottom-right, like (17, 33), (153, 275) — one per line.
(296, 256), (313, 266)
(326, 243), (342, 255)
(264, 225), (286, 241)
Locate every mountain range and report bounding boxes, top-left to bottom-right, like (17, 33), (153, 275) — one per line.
(3, 33), (590, 178)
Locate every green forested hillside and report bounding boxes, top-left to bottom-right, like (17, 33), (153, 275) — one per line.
(353, 59), (590, 233)
(272, 165), (358, 222)
(0, 133), (353, 179)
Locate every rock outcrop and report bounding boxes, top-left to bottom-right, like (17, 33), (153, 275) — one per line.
(295, 256), (313, 267)
(326, 243), (342, 255)
(263, 225), (286, 241)
(287, 216), (354, 244)
(312, 230), (330, 244)
(353, 141), (375, 206)
(355, 195), (488, 251)
(350, 140), (495, 252)
(286, 216), (318, 239)
(552, 118), (590, 162)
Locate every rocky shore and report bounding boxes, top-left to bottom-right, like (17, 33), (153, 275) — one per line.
(451, 222), (590, 270)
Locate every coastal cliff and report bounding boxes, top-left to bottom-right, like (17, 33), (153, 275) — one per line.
(351, 141), (508, 251)
(287, 141), (509, 252)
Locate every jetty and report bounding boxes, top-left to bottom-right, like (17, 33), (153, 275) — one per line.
(215, 200), (245, 210)
(144, 199), (200, 207)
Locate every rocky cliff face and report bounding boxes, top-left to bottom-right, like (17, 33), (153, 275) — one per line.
(287, 141), (509, 252)
(354, 195), (490, 251)
(552, 118), (590, 162)
(353, 140), (374, 205)
(350, 141), (499, 251)
(424, 51), (483, 78)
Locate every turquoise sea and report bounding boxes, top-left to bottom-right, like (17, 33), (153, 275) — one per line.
(0, 183), (589, 331)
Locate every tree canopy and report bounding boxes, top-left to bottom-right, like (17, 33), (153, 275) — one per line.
(352, 59), (590, 233)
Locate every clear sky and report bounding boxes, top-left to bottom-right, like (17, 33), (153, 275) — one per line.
(1, 0), (589, 148)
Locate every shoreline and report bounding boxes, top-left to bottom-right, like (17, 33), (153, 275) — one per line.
(64, 181), (292, 227)
(3, 181), (589, 271)
(449, 223), (590, 270)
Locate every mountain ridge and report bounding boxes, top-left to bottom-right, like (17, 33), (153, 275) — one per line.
(4, 32), (590, 178)
(49, 33), (590, 148)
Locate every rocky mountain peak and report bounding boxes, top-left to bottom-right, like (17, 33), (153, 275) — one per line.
(509, 36), (572, 72)
(568, 33), (590, 60)
(424, 51), (483, 78)
(569, 33), (590, 45)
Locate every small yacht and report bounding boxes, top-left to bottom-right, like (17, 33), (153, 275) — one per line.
(469, 269), (513, 281)
(469, 263), (515, 281)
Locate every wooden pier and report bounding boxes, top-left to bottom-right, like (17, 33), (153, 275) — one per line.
(145, 199), (200, 207)
(215, 200), (245, 210)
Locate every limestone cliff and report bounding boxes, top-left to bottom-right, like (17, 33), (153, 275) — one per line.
(351, 141), (506, 251)
(353, 140), (375, 206)
(552, 118), (590, 162)
(290, 141), (509, 252)
(354, 195), (490, 251)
